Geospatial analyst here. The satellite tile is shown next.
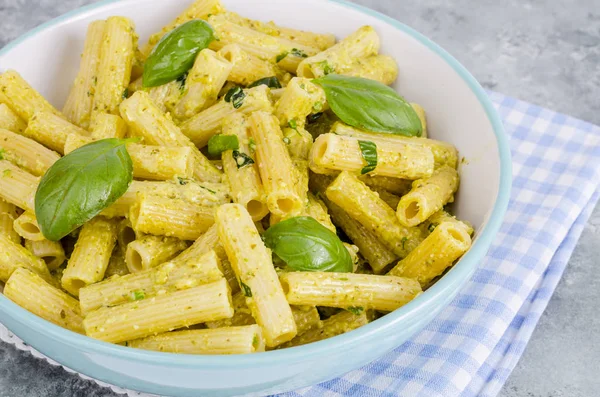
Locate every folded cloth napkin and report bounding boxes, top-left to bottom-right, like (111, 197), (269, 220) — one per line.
(1, 92), (599, 397)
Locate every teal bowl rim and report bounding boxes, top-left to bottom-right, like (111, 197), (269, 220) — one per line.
(0, 0), (511, 370)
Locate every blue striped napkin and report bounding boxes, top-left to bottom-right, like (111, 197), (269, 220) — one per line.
(1, 91), (599, 397)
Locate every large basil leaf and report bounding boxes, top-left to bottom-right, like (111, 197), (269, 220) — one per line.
(143, 20), (215, 88)
(263, 216), (352, 273)
(35, 139), (134, 241)
(313, 74), (422, 137)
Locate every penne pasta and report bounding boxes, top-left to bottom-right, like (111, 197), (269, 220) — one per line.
(0, 198), (20, 244)
(216, 204), (297, 347)
(0, 160), (39, 212)
(24, 239), (66, 271)
(0, 128), (60, 176)
(125, 235), (189, 273)
(90, 113), (128, 140)
(0, 235), (52, 283)
(24, 111), (89, 154)
(217, 44), (280, 86)
(0, 70), (63, 122)
(13, 211), (45, 242)
(0, 103), (27, 134)
(342, 55), (398, 85)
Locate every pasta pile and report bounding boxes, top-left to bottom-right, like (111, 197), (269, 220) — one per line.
(0, 0), (473, 354)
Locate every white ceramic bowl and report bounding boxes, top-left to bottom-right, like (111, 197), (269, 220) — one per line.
(0, 1), (511, 396)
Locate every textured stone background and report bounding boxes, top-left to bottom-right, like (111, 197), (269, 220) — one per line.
(0, 0), (599, 396)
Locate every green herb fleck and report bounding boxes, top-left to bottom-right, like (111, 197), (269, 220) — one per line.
(288, 119), (298, 130)
(176, 72), (188, 88)
(240, 280), (253, 297)
(131, 291), (145, 301)
(122, 88), (129, 100)
(358, 140), (377, 174)
(428, 223), (438, 233)
(232, 151), (254, 169)
(177, 177), (189, 185)
(317, 60), (335, 75)
(283, 137), (291, 145)
(224, 87), (245, 109)
(401, 236), (408, 250)
(276, 51), (289, 63)
(0, 148), (4, 160)
(313, 101), (323, 112)
(248, 76), (281, 89)
(290, 48), (308, 58)
(208, 134), (240, 157)
(252, 334), (260, 348)
(199, 185), (216, 194)
(346, 306), (364, 315)
(248, 138), (257, 153)
(2, 169), (10, 177)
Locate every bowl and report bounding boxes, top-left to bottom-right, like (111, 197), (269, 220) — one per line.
(0, 0), (511, 395)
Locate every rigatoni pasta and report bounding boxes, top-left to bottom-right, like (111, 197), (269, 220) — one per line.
(0, 103), (27, 133)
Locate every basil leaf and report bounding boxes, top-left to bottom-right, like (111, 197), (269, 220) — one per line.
(35, 139), (134, 241)
(240, 281), (253, 297)
(208, 134), (240, 157)
(358, 140), (377, 174)
(224, 86), (246, 109)
(276, 51), (289, 63)
(263, 216), (352, 273)
(232, 150), (254, 169)
(248, 76), (282, 89)
(143, 20), (215, 88)
(313, 74), (423, 137)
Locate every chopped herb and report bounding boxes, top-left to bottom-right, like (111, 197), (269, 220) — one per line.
(283, 137), (291, 144)
(401, 236), (408, 250)
(122, 88), (129, 100)
(358, 140), (377, 174)
(0, 148), (4, 160)
(124, 341), (129, 346)
(131, 290), (145, 301)
(252, 334), (260, 348)
(428, 223), (438, 233)
(199, 185), (216, 194)
(248, 76), (281, 89)
(288, 119), (298, 130)
(317, 60), (335, 75)
(346, 306), (364, 315)
(248, 138), (257, 153)
(275, 51), (289, 63)
(207, 134), (240, 157)
(307, 112), (323, 124)
(176, 71), (188, 88)
(290, 48), (308, 58)
(232, 150), (254, 169)
(224, 86), (245, 109)
(2, 169), (10, 177)
(313, 101), (324, 112)
(177, 177), (189, 185)
(87, 91), (91, 97)
(92, 76), (98, 85)
(240, 280), (253, 297)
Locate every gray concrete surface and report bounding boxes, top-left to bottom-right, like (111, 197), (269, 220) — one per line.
(1, 0), (599, 396)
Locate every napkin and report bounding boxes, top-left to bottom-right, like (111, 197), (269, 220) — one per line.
(2, 91), (599, 397)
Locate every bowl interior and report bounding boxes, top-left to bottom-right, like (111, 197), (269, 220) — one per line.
(0, 0), (509, 394)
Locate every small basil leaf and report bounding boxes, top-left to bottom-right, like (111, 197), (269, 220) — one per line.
(232, 150), (254, 169)
(208, 134), (240, 157)
(276, 51), (289, 63)
(224, 86), (246, 109)
(143, 20), (215, 88)
(358, 140), (377, 174)
(35, 139), (134, 241)
(263, 216), (352, 273)
(313, 74), (423, 137)
(240, 281), (253, 297)
(248, 76), (282, 89)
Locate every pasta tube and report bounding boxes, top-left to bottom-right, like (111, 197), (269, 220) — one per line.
(24, 239), (66, 271)
(297, 26), (379, 78)
(13, 212), (45, 242)
(0, 103), (26, 133)
(221, 113), (269, 221)
(343, 55), (398, 85)
(92, 17), (136, 116)
(0, 160), (38, 212)
(127, 325), (265, 354)
(0, 128), (60, 176)
(24, 111), (89, 154)
(217, 44), (280, 86)
(0, 235), (52, 283)
(248, 111), (303, 217)
(90, 113), (128, 140)
(61, 216), (118, 296)
(396, 166), (459, 227)
(173, 49), (232, 120)
(326, 172), (424, 257)
(4, 268), (84, 333)
(388, 221), (472, 287)
(84, 278), (233, 343)
(179, 85), (273, 148)
(120, 91), (222, 182)
(216, 204), (297, 347)
(310, 133), (434, 179)
(274, 77), (326, 128)
(0, 70), (63, 121)
(62, 20), (106, 129)
(79, 250), (223, 314)
(125, 235), (189, 273)
(280, 272), (422, 312)
(0, 198), (20, 244)
(332, 122), (457, 169)
(129, 194), (215, 241)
